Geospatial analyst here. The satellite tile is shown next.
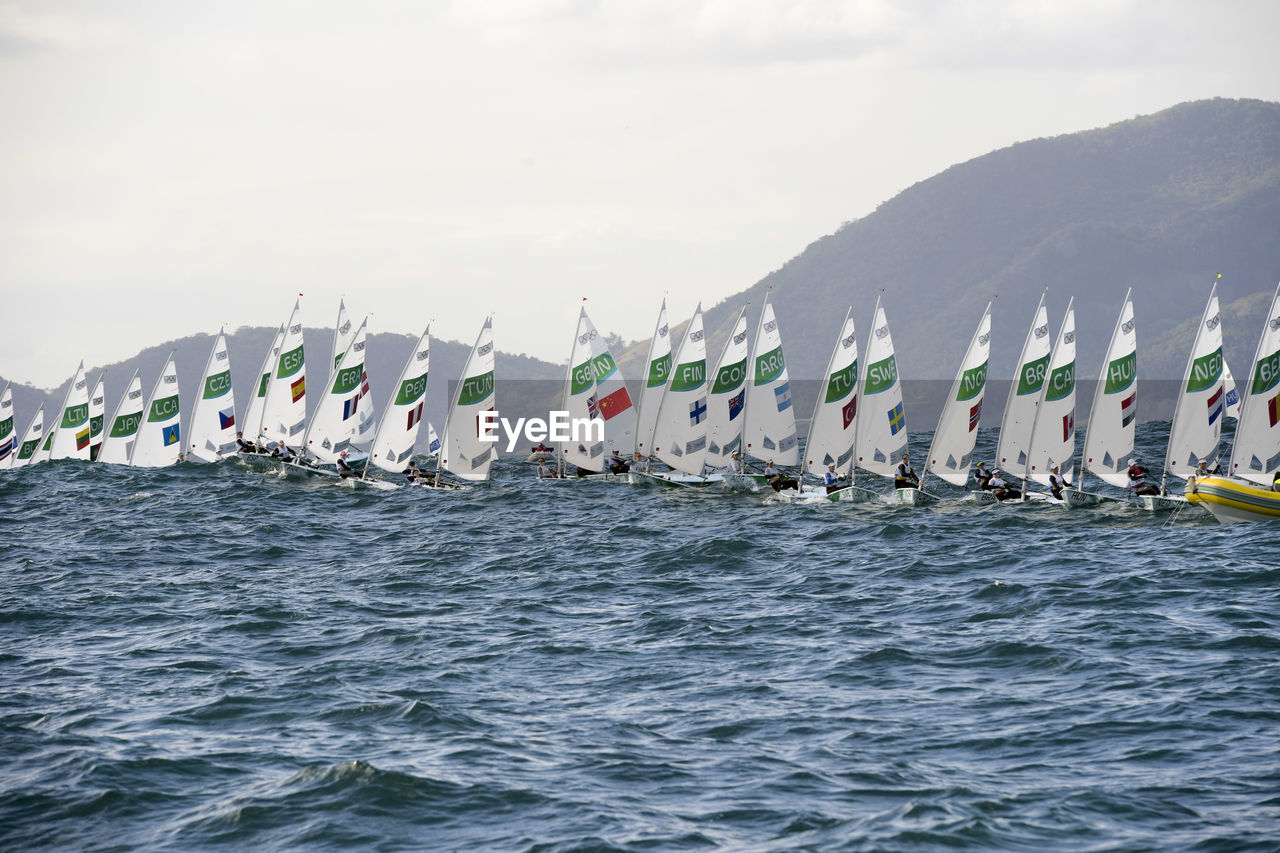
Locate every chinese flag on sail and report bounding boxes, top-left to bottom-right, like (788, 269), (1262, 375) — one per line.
(596, 387), (632, 421)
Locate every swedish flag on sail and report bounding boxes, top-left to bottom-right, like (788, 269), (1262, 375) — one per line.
(887, 402), (904, 435)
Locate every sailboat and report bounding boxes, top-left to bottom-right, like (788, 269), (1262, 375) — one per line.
(98, 370), (144, 465)
(48, 362), (92, 461)
(777, 308), (867, 503)
(243, 325), (284, 451)
(705, 306), (756, 488)
(906, 302), (993, 506)
(88, 375), (106, 461)
(555, 307), (637, 479)
(0, 384), (13, 469)
(432, 316), (496, 488)
(364, 327), (430, 479)
(187, 328), (239, 463)
(853, 295), (909, 500)
(1142, 281), (1231, 511)
(995, 295), (1051, 497)
(129, 353), (183, 468)
(1062, 289), (1136, 508)
(1187, 281), (1280, 521)
(259, 300), (307, 451)
(741, 295), (799, 488)
(634, 299), (672, 458)
(1024, 298), (1077, 501)
(10, 405), (45, 468)
(302, 316), (374, 467)
(636, 304), (714, 487)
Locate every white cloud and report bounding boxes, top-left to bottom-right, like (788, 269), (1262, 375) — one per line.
(0, 2), (127, 52)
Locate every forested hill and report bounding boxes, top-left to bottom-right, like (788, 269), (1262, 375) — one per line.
(623, 98), (1280, 389)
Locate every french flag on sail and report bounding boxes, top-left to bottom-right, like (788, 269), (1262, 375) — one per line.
(1207, 386), (1224, 426)
(343, 396), (359, 421)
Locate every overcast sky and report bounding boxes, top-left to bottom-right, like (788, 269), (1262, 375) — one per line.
(2, 0), (1278, 387)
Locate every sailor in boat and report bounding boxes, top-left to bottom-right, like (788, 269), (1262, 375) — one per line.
(632, 453), (651, 474)
(1195, 459), (1222, 478)
(403, 461), (422, 483)
(537, 459), (561, 479)
(336, 450), (358, 478)
(824, 463), (842, 494)
(727, 452), (744, 474)
(606, 449), (630, 474)
(764, 460), (798, 492)
(532, 441), (550, 454)
(1126, 458), (1160, 496)
(988, 469), (1018, 502)
(1048, 464), (1068, 500)
(235, 431), (257, 454)
(1273, 470), (1280, 492)
(972, 461), (993, 490)
(894, 453), (919, 489)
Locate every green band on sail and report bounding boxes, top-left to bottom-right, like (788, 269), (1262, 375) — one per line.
(863, 355), (898, 395)
(148, 394), (180, 422)
(394, 372), (428, 406)
(276, 345), (304, 378)
(571, 361), (594, 396)
(203, 370), (233, 399)
(18, 438), (39, 459)
(60, 403), (89, 429)
(1103, 351), (1136, 394)
(1249, 347), (1280, 396)
(257, 372), (270, 398)
(824, 361), (858, 403)
(711, 358), (748, 394)
(956, 362), (988, 401)
(669, 360), (706, 393)
(591, 353), (618, 383)
(110, 412), (141, 438)
(1044, 362), (1075, 402)
(1186, 348), (1223, 393)
(647, 354), (671, 388)
(754, 346), (785, 384)
(0, 417), (11, 441)
(331, 364), (363, 395)
(1016, 354), (1050, 396)
(89, 415), (103, 437)
(458, 371), (494, 406)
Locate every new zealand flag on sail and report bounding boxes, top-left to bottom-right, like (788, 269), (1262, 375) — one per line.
(728, 390), (744, 421)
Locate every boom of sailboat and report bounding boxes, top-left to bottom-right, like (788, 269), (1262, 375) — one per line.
(3, 284), (1279, 521)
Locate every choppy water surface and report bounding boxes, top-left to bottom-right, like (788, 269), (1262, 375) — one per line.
(3, 422), (1279, 851)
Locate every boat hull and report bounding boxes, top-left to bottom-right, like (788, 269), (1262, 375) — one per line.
(1138, 494), (1192, 512)
(1060, 487), (1101, 508)
(627, 471), (717, 488)
(1186, 476), (1280, 523)
(892, 487), (937, 506)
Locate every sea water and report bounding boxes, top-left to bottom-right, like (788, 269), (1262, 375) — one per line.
(2, 421), (1278, 851)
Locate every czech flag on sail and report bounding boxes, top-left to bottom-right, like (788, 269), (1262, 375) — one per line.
(1269, 392), (1280, 428)
(290, 377), (306, 403)
(1120, 392), (1137, 427)
(162, 424), (180, 446)
(728, 389), (745, 421)
(842, 396), (856, 429)
(219, 407), (235, 430)
(1062, 410), (1074, 442)
(406, 401), (424, 430)
(887, 402), (904, 435)
(1206, 386), (1224, 426)
(968, 400), (982, 432)
(596, 387), (632, 421)
(75, 426), (91, 450)
(774, 381), (792, 412)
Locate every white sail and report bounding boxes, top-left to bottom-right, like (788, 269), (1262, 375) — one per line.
(584, 311), (637, 458)
(652, 304), (709, 476)
(803, 309), (859, 480)
(1221, 357), (1242, 419)
(1229, 281), (1280, 486)
(426, 422), (441, 457)
(34, 421), (53, 464)
(996, 295), (1051, 475)
(703, 306), (749, 470)
(187, 328), (238, 462)
(439, 317), (496, 482)
(855, 296), (908, 480)
(1163, 284), (1230, 479)
(88, 376), (106, 461)
(925, 302), (992, 487)
(742, 296), (799, 465)
(260, 301), (307, 448)
(330, 299), (354, 375)
(99, 369), (144, 465)
(560, 308), (606, 471)
(366, 328), (430, 473)
(304, 316), (371, 463)
(0, 384), (14, 468)
(129, 354), (183, 468)
(635, 300), (672, 457)
(1026, 298), (1077, 487)
(1080, 290), (1138, 488)
(49, 362), (92, 461)
(244, 325), (284, 444)
(11, 405), (45, 468)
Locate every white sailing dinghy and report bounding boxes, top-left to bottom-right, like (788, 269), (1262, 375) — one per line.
(98, 370), (143, 465)
(995, 295), (1051, 499)
(634, 299), (672, 459)
(911, 302), (993, 506)
(556, 307), (637, 481)
(363, 327), (430, 482)
(0, 384), (14, 469)
(260, 301), (308, 452)
(1188, 281), (1280, 522)
(1024, 298), (1078, 502)
(1064, 289), (1136, 508)
(432, 316), (496, 488)
(1144, 282), (1231, 511)
(301, 316), (374, 469)
(129, 353), (183, 468)
(853, 295), (911, 502)
(637, 304), (714, 487)
(778, 308), (868, 503)
(704, 307), (758, 488)
(426, 422), (441, 458)
(11, 405), (45, 469)
(739, 294), (799, 492)
(242, 325), (284, 451)
(88, 375), (106, 461)
(187, 328), (239, 463)
(49, 362), (92, 461)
